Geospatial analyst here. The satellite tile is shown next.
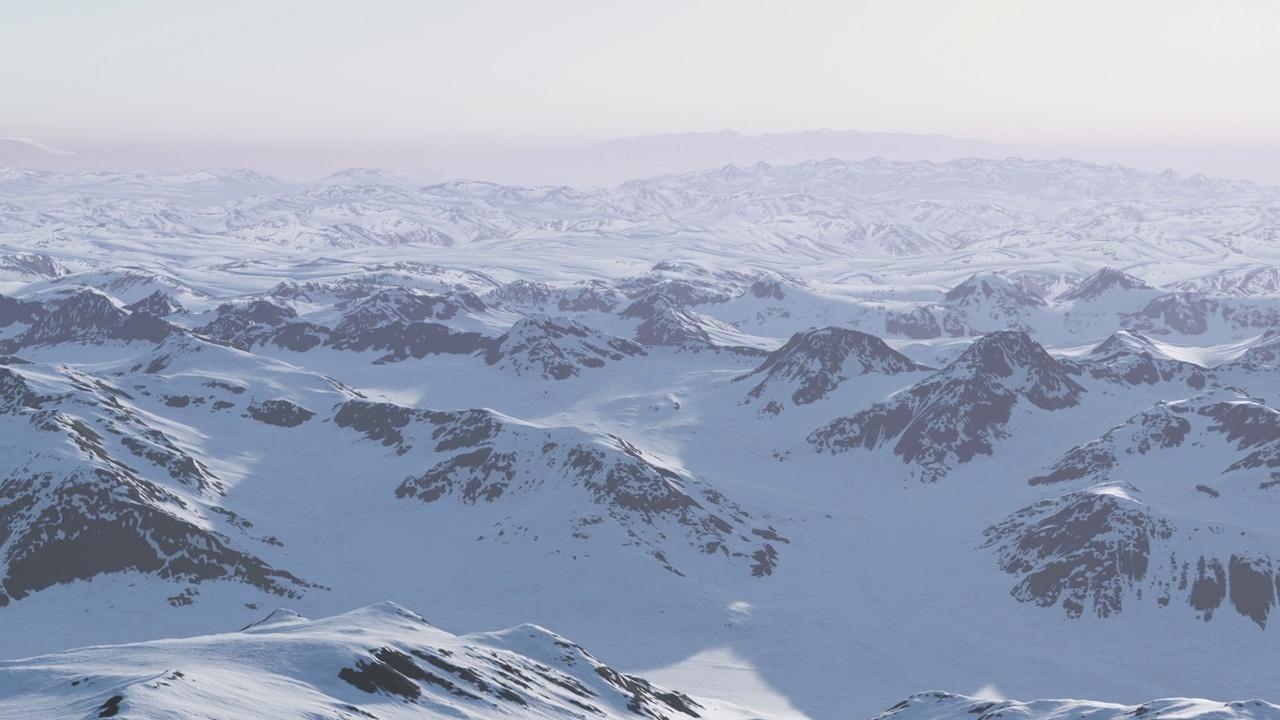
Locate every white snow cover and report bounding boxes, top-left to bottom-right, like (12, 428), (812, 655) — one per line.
(0, 159), (1278, 718)
(0, 602), (765, 719)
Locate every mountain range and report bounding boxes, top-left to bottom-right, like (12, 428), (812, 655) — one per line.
(1, 158), (1279, 718)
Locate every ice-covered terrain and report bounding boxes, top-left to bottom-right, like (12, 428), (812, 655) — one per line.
(1, 158), (1279, 718)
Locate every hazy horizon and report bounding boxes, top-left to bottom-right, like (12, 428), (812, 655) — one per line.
(5, 1), (1280, 183)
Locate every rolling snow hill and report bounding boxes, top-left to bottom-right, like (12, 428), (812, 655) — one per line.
(0, 160), (1279, 718)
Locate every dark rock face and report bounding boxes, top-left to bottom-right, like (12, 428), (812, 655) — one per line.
(884, 306), (942, 339)
(873, 691), (1280, 720)
(555, 280), (622, 313)
(0, 294), (45, 328)
(331, 321), (491, 363)
(989, 484), (1280, 628)
(1031, 389), (1280, 490)
(931, 272), (1048, 336)
(809, 331), (1084, 481)
(1029, 404), (1191, 486)
(334, 400), (780, 576)
(245, 399), (315, 428)
(0, 467), (303, 606)
(336, 628), (702, 717)
(748, 277), (786, 300)
(984, 486), (1169, 618)
(485, 315), (646, 380)
(0, 366), (306, 606)
(620, 294), (712, 347)
(332, 288), (487, 337)
(995, 388), (1280, 627)
(1082, 330), (1209, 388)
(1234, 324), (1280, 367)
(1057, 266), (1154, 301)
(0, 253), (64, 279)
(737, 327), (928, 410)
(1123, 293), (1214, 335)
(0, 290), (176, 352)
(943, 272), (1047, 309)
(125, 290), (186, 317)
(333, 400), (416, 453)
(486, 279), (552, 311)
(618, 275), (739, 307)
(1202, 397), (1280, 479)
(196, 293), (493, 361)
(195, 299), (303, 350)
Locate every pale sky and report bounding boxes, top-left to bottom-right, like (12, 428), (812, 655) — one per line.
(6, 0), (1280, 148)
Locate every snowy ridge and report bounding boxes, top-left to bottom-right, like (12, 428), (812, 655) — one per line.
(872, 691), (1280, 720)
(808, 331), (1084, 481)
(984, 388), (1280, 626)
(736, 326), (929, 414)
(0, 358), (308, 607)
(2, 160), (1280, 717)
(485, 315), (646, 380)
(0, 602), (764, 719)
(333, 400), (784, 577)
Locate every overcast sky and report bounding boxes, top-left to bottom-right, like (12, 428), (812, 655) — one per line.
(6, 0), (1278, 146)
(5, 1), (1280, 183)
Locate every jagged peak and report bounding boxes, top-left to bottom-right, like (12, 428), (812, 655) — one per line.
(1175, 385), (1264, 408)
(754, 326), (926, 374)
(945, 330), (1062, 377)
(1089, 329), (1165, 358)
(1058, 266), (1154, 301)
(240, 608), (308, 633)
(943, 272), (1046, 308)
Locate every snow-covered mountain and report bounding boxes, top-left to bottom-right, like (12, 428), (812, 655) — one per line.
(871, 692), (1280, 720)
(808, 331), (1085, 481)
(485, 315), (646, 380)
(736, 326), (928, 414)
(2, 161), (1280, 718)
(0, 602), (763, 719)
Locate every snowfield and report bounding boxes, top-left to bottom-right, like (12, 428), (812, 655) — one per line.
(1, 158), (1279, 718)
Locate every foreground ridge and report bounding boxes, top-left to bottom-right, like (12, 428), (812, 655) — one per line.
(872, 691), (1280, 720)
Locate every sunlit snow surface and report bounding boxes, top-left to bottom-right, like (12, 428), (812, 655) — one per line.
(1, 159), (1279, 718)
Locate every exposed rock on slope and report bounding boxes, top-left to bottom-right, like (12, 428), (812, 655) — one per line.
(0, 602), (748, 720)
(984, 484), (1172, 619)
(195, 294), (493, 361)
(1081, 330), (1209, 388)
(0, 363), (306, 606)
(940, 272), (1048, 334)
(195, 298), (317, 351)
(620, 293), (763, 354)
(1027, 388), (1280, 490)
(1057, 266), (1155, 302)
(1122, 292), (1216, 336)
(620, 294), (716, 348)
(987, 390), (1280, 626)
(334, 400), (783, 576)
(986, 483), (1280, 627)
(872, 691), (1280, 720)
(809, 331), (1084, 481)
(0, 289), (175, 352)
(331, 288), (488, 336)
(736, 326), (928, 413)
(1233, 324), (1280, 367)
(485, 315), (646, 380)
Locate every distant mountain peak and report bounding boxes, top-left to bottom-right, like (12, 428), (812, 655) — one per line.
(738, 326), (928, 411)
(1058, 267), (1154, 301)
(943, 272), (1046, 308)
(809, 331), (1083, 480)
(485, 315), (645, 380)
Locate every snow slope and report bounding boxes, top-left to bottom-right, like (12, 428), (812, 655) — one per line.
(0, 161), (1279, 718)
